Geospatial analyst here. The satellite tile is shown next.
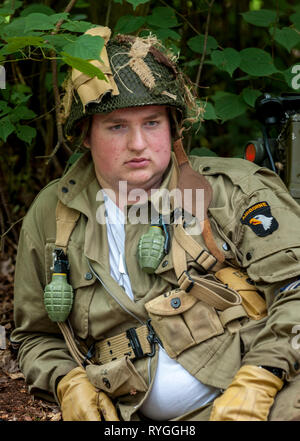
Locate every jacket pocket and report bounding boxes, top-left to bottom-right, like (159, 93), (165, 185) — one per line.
(145, 289), (224, 358)
(86, 356), (148, 398)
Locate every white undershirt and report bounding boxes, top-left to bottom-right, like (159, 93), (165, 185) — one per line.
(103, 191), (220, 420)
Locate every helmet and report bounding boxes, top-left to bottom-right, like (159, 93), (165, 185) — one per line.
(62, 31), (197, 139)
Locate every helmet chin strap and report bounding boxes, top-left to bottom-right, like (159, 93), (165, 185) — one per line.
(171, 109), (225, 264)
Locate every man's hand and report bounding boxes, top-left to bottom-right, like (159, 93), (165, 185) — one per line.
(210, 365), (284, 421)
(57, 366), (119, 421)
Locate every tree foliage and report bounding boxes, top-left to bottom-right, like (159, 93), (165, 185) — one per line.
(0, 0), (300, 251)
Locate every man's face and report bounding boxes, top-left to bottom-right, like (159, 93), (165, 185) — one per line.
(84, 105), (172, 197)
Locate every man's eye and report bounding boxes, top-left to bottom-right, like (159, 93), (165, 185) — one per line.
(146, 120), (158, 127)
(110, 124), (124, 131)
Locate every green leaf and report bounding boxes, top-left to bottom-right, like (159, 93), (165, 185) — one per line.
(0, 36), (45, 55)
(0, 17), (27, 38)
(241, 9), (277, 27)
(290, 12), (300, 30)
(210, 48), (240, 77)
(239, 48), (278, 76)
(62, 34), (104, 60)
(61, 21), (96, 33)
(61, 52), (107, 81)
(0, 100), (11, 117)
(15, 124), (37, 143)
(0, 116), (14, 141)
(20, 4), (55, 17)
(187, 34), (218, 55)
(10, 84), (32, 105)
(241, 88), (261, 107)
(115, 15), (146, 34)
(42, 34), (77, 51)
(11, 106), (37, 122)
(146, 7), (179, 28)
(126, 0), (149, 11)
(24, 13), (69, 32)
(272, 27), (300, 52)
(0, 0), (22, 16)
(151, 28), (181, 42)
(198, 100), (218, 120)
(214, 92), (248, 122)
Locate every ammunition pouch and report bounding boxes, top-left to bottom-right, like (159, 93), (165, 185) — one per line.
(85, 356), (148, 399)
(145, 287), (225, 358)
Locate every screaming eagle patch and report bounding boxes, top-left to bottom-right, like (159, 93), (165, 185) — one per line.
(240, 201), (278, 237)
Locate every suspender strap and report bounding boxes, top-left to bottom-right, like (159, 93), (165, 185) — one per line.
(173, 223), (223, 272)
(171, 226), (248, 335)
(55, 200), (81, 253)
(57, 321), (91, 367)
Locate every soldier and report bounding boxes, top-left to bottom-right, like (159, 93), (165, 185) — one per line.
(11, 27), (300, 421)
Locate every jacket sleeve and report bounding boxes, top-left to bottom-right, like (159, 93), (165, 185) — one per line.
(235, 167), (300, 380)
(11, 192), (77, 402)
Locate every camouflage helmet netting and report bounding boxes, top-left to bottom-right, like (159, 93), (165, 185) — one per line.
(64, 35), (195, 137)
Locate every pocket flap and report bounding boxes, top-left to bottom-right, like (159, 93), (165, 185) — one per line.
(145, 289), (198, 316)
(86, 357), (147, 398)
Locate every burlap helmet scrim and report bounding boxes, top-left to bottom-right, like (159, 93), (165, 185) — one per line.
(63, 34), (195, 138)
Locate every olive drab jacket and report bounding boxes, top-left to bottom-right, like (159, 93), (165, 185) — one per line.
(11, 150), (300, 420)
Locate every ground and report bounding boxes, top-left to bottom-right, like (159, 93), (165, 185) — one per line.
(0, 253), (62, 421)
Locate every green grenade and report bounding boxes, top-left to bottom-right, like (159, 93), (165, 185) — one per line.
(44, 249), (74, 322)
(138, 226), (165, 273)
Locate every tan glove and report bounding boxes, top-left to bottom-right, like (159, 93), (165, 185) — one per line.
(57, 366), (119, 421)
(210, 365), (284, 421)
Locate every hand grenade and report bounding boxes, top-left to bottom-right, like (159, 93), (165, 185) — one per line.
(44, 249), (74, 322)
(138, 226), (165, 273)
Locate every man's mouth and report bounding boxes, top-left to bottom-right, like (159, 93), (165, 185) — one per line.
(125, 158), (150, 167)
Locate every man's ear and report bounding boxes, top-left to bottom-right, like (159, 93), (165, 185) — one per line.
(81, 118), (92, 148)
(83, 134), (90, 149)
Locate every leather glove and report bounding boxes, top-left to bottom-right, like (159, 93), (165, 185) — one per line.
(210, 365), (284, 421)
(57, 366), (119, 421)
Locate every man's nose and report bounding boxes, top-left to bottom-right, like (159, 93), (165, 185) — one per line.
(127, 127), (147, 151)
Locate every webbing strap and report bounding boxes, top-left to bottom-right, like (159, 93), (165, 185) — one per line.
(57, 322), (91, 368)
(173, 223), (223, 272)
(172, 232), (244, 312)
(94, 325), (152, 365)
(218, 305), (247, 327)
(55, 200), (81, 253)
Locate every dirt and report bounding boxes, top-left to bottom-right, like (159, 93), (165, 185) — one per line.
(0, 254), (62, 422)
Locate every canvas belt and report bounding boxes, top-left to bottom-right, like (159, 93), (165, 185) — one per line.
(93, 320), (160, 365)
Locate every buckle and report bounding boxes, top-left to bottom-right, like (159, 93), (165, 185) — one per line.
(195, 250), (217, 272)
(146, 319), (162, 357)
(83, 342), (95, 367)
(126, 327), (144, 359)
(178, 270), (194, 293)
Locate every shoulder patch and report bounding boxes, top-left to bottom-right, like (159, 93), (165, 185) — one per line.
(240, 201), (278, 237)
